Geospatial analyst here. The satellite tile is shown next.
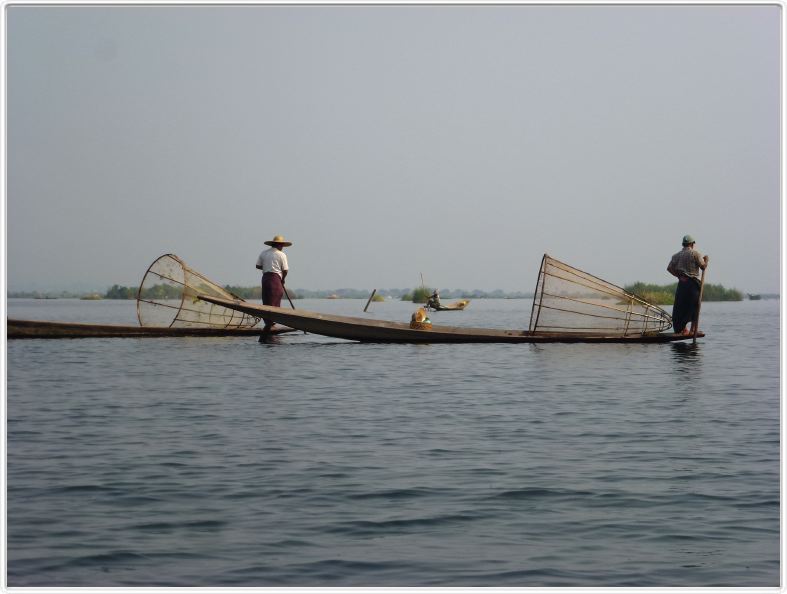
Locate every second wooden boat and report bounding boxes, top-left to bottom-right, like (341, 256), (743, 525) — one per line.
(8, 319), (294, 339)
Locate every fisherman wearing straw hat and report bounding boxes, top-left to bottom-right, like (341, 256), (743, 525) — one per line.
(667, 234), (709, 335)
(256, 234), (292, 332)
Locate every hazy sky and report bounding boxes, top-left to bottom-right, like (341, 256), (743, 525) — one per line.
(6, 3), (781, 293)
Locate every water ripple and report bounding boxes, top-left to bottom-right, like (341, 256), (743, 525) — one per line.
(6, 299), (780, 586)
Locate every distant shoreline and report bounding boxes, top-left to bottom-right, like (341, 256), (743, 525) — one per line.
(8, 287), (776, 302)
(7, 290), (537, 300)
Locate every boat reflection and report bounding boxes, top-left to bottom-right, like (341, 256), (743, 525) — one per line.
(258, 333), (285, 345)
(670, 341), (703, 370)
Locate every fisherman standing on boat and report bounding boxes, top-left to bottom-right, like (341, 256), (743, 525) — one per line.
(667, 235), (708, 335)
(256, 234), (291, 334)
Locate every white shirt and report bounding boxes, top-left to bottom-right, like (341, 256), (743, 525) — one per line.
(256, 247), (288, 277)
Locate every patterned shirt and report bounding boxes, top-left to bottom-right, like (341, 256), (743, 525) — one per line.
(668, 247), (704, 281)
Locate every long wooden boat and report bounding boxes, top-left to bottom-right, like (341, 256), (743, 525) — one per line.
(197, 296), (703, 344)
(8, 318), (295, 339)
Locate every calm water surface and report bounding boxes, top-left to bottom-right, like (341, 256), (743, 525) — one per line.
(6, 298), (780, 586)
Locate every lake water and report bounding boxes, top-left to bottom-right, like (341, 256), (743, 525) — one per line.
(6, 298), (781, 587)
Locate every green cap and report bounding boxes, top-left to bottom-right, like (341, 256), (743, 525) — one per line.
(682, 234), (695, 245)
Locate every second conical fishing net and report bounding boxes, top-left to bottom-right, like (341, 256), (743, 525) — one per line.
(528, 254), (672, 336)
(136, 253), (260, 328)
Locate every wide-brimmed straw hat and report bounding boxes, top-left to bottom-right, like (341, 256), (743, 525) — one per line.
(264, 234), (292, 247)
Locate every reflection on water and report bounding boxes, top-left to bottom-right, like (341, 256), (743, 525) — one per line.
(257, 333), (284, 345)
(670, 341), (703, 371)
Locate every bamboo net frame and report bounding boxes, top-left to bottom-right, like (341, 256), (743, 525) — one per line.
(136, 254), (261, 328)
(528, 254), (672, 336)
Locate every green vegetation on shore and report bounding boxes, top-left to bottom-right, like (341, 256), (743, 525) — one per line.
(402, 287), (433, 303)
(105, 284), (136, 299)
(624, 282), (743, 305)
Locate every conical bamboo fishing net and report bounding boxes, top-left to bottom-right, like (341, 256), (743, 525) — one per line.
(136, 254), (260, 328)
(528, 254), (672, 336)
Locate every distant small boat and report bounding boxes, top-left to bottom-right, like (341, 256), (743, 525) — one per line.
(8, 319), (295, 339)
(428, 299), (470, 311)
(747, 293), (762, 301)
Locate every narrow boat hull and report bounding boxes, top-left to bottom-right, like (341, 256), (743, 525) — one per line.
(198, 296), (704, 344)
(431, 300), (469, 311)
(8, 319), (294, 339)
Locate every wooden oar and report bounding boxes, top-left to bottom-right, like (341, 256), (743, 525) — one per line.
(692, 265), (707, 344)
(363, 289), (377, 312)
(283, 286), (296, 310)
(283, 286), (306, 334)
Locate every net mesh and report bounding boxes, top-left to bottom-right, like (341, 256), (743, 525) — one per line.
(528, 254), (672, 336)
(136, 254), (260, 328)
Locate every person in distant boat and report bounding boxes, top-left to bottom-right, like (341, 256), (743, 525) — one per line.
(256, 234), (291, 334)
(426, 290), (441, 310)
(667, 234), (708, 335)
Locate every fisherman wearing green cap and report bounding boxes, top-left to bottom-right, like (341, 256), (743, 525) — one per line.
(667, 235), (709, 335)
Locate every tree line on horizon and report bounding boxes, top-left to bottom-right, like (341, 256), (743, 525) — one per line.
(9, 282), (753, 302)
(9, 284), (536, 301)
